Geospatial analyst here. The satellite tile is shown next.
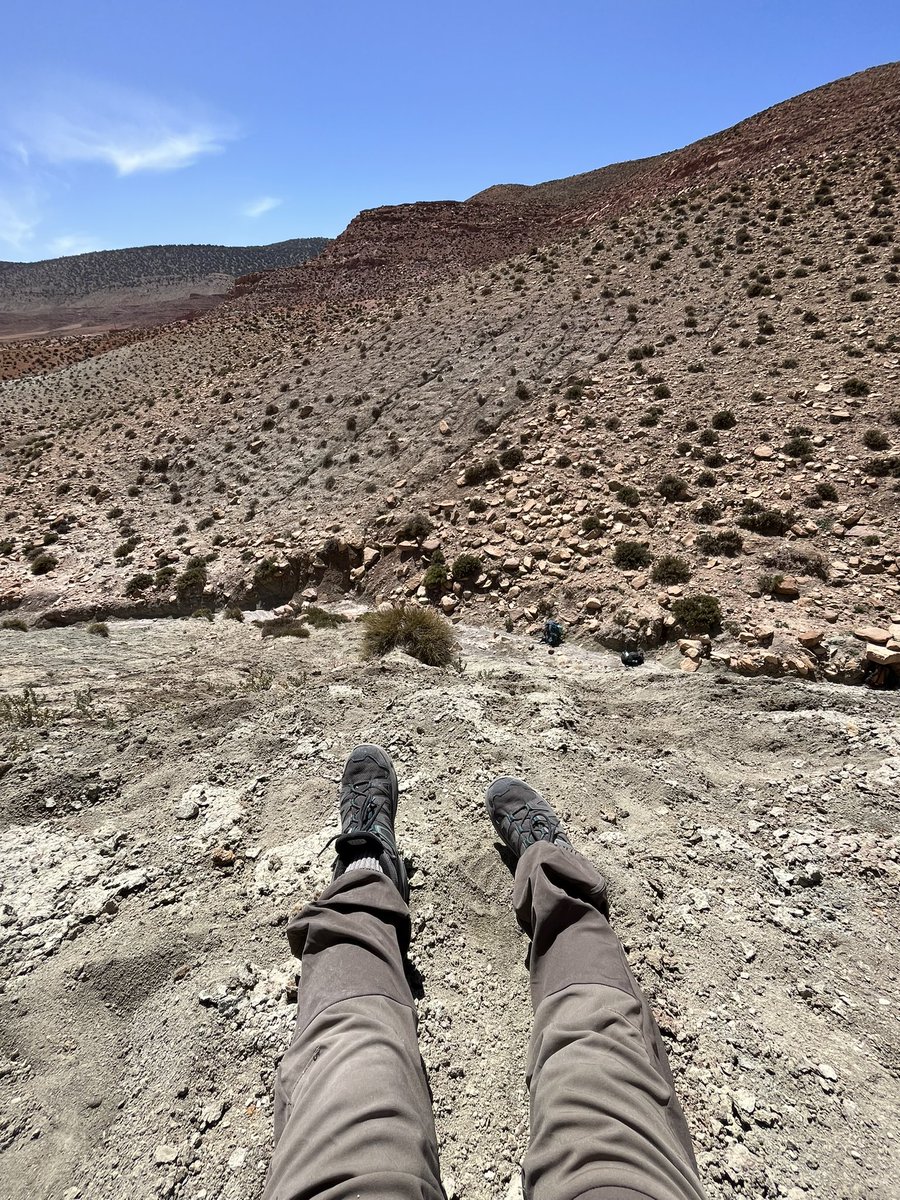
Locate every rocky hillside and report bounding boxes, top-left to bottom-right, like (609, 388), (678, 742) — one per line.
(0, 63), (898, 686)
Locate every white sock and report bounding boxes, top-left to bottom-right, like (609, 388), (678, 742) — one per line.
(345, 854), (384, 874)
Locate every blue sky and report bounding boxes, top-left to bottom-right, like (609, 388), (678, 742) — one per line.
(2, 1), (898, 261)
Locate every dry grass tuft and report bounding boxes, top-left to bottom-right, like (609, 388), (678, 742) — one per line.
(361, 604), (458, 666)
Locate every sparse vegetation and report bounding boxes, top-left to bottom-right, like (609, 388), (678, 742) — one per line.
(671, 594), (722, 633)
(657, 474), (690, 502)
(361, 604), (458, 667)
(651, 555), (691, 584)
(451, 553), (482, 582)
(613, 541), (653, 570)
(695, 529), (743, 557)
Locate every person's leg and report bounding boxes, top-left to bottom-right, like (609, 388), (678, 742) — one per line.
(487, 779), (705, 1200)
(265, 746), (443, 1200)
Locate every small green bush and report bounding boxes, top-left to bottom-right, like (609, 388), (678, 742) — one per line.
(223, 605), (244, 622)
(711, 409), (737, 430)
(671, 594), (722, 633)
(815, 481), (838, 501)
(399, 512), (433, 542)
(696, 470), (716, 488)
(463, 459), (500, 486)
(1, 618), (28, 632)
(361, 605), (458, 667)
(613, 541), (653, 570)
(499, 446), (524, 469)
(618, 485), (641, 507)
(693, 500), (721, 524)
(125, 573), (153, 597)
(30, 553), (57, 575)
(843, 377), (869, 397)
(191, 607), (214, 621)
(737, 502), (795, 536)
(865, 454), (900, 477)
(695, 529), (743, 557)
(784, 436), (815, 460)
(175, 556), (208, 598)
(863, 428), (890, 451)
(87, 622), (109, 638)
(423, 563), (448, 591)
(651, 555), (691, 584)
(451, 553), (482, 582)
(657, 474), (690, 502)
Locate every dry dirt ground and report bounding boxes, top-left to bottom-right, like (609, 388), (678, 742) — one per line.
(0, 614), (898, 1200)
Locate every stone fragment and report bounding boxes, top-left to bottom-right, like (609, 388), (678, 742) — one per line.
(797, 629), (824, 648)
(774, 575), (800, 598)
(174, 798), (200, 821)
(853, 626), (889, 644)
(154, 1145), (178, 1165)
(753, 444), (774, 459)
(211, 847), (236, 869)
(866, 645), (900, 666)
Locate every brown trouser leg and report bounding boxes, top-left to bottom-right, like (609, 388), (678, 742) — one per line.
(513, 842), (706, 1200)
(263, 869), (443, 1200)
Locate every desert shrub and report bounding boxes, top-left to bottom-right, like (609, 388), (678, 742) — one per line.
(888, 409), (900, 426)
(223, 605), (244, 622)
(698, 429), (719, 446)
(863, 428), (890, 451)
(613, 541), (653, 569)
(191, 607), (214, 621)
(1, 618), (28, 632)
(515, 381), (531, 400)
(865, 454), (900, 477)
(757, 573), (784, 596)
(815, 481), (838, 501)
(653, 383), (671, 400)
(683, 419), (700, 433)
(361, 605), (458, 667)
(711, 409), (737, 429)
(499, 446), (524, 469)
(605, 415), (621, 431)
(125, 573), (153, 597)
(0, 538), (14, 556)
(843, 377), (869, 396)
(783, 436), (815, 459)
(175, 556), (208, 598)
(671, 594), (722, 632)
(762, 546), (828, 580)
(399, 512), (433, 542)
(266, 620), (310, 639)
(463, 458), (500, 486)
(155, 565), (177, 588)
(581, 514), (603, 534)
(305, 606), (349, 629)
(696, 470), (716, 488)
(651, 555), (691, 584)
(695, 529), (743, 557)
(658, 474), (690, 502)
(451, 553), (482, 582)
(87, 622), (109, 637)
(618, 485), (641, 507)
(737, 502), (794, 536)
(423, 563), (448, 591)
(693, 500), (721, 524)
(30, 553), (57, 575)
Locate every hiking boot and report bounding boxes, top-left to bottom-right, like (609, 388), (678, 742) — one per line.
(485, 777), (574, 860)
(331, 744), (409, 900)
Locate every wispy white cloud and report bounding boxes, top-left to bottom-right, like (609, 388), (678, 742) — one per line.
(242, 195), (282, 218)
(0, 194), (39, 253)
(7, 78), (237, 175)
(47, 234), (100, 257)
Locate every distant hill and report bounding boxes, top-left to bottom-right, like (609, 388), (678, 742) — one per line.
(0, 238), (331, 307)
(0, 237), (331, 340)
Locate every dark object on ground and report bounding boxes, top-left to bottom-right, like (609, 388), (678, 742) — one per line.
(621, 650), (645, 667)
(542, 619), (564, 647)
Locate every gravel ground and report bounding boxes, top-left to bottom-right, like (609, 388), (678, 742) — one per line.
(1, 615), (898, 1200)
